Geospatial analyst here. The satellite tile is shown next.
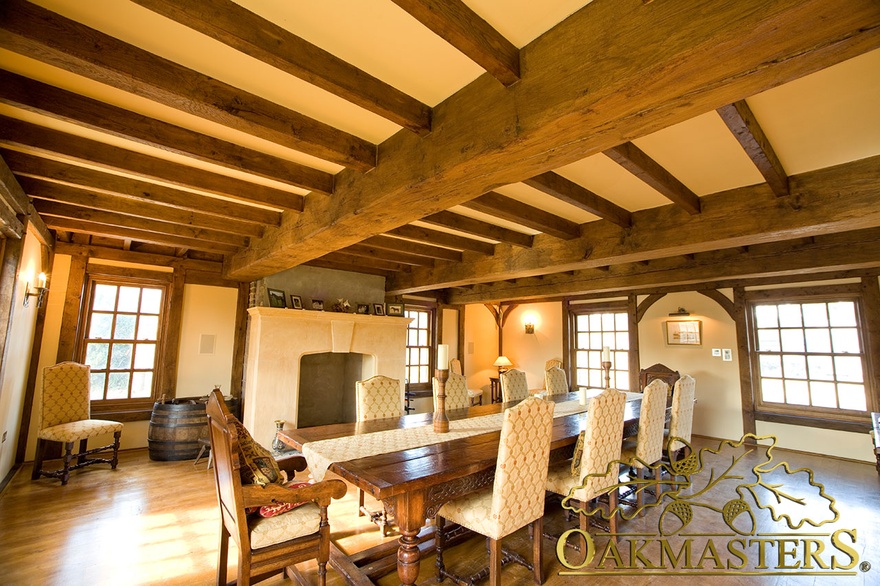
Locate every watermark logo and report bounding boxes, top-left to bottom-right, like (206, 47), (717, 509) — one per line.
(556, 434), (868, 577)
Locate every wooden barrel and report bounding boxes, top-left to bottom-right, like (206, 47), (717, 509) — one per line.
(148, 396), (241, 461)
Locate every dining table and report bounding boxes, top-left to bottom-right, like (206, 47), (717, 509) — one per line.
(277, 389), (647, 585)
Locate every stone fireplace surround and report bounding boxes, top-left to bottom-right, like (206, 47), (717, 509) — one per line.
(243, 307), (410, 447)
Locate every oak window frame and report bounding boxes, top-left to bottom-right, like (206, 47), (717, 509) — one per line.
(403, 302), (437, 393)
(566, 300), (632, 391)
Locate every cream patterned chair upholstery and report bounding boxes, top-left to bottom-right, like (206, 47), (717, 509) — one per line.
(545, 358), (563, 372)
(31, 362), (123, 486)
(620, 379), (669, 510)
(450, 358), (483, 405)
(436, 397), (555, 585)
(500, 368), (529, 403)
(665, 375), (695, 454)
(355, 375), (402, 421)
(544, 366), (569, 396)
(433, 372), (470, 411)
(545, 387), (626, 535)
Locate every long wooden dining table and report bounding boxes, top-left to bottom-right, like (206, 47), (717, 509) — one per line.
(277, 390), (647, 585)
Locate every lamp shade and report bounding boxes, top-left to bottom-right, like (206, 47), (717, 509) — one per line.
(493, 356), (513, 368)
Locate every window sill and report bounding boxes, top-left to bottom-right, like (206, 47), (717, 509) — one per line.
(755, 411), (872, 434)
(90, 407), (153, 422)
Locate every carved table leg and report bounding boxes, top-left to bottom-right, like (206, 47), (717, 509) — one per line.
(393, 490), (427, 585)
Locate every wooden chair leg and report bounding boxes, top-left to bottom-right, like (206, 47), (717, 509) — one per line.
(435, 515), (446, 580)
(532, 517), (543, 584)
(111, 431), (121, 469)
(77, 438), (88, 465)
(61, 441), (74, 486)
(238, 550), (251, 586)
(216, 522), (229, 586)
(636, 467), (644, 512)
(488, 537), (501, 586)
(608, 489), (619, 541)
(358, 489), (365, 516)
(31, 438), (46, 480)
(654, 466), (662, 502)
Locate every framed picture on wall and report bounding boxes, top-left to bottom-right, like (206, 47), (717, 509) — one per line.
(311, 299), (324, 311)
(373, 303), (385, 316)
(356, 304), (369, 314)
(665, 320), (702, 345)
(290, 295), (303, 309)
(386, 303), (404, 316)
(267, 288), (287, 308)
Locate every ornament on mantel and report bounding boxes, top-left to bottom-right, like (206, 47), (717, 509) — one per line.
(332, 298), (352, 313)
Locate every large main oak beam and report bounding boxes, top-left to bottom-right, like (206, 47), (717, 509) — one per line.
(226, 0), (880, 280)
(387, 155), (880, 293)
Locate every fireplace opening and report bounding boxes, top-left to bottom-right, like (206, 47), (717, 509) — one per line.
(297, 352), (372, 427)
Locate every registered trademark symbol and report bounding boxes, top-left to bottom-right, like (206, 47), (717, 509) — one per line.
(860, 561), (871, 572)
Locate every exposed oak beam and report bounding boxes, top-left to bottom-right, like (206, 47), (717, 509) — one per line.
(0, 116), (308, 210)
(320, 251), (407, 273)
(25, 203), (53, 248)
(227, 0), (880, 280)
(386, 225), (495, 255)
(604, 142), (702, 215)
(717, 100), (790, 197)
(130, 0), (432, 136)
(305, 258), (393, 279)
(0, 72), (331, 194)
(461, 191), (581, 239)
(524, 171), (632, 228)
(55, 241), (223, 273)
(421, 211), (533, 248)
(343, 243), (435, 267)
(0, 152), (28, 215)
(390, 0), (520, 86)
(362, 235), (462, 262)
(0, 0), (375, 171)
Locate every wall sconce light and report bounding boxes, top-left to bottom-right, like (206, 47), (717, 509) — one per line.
(524, 322), (535, 334)
(24, 272), (49, 309)
(668, 307), (690, 317)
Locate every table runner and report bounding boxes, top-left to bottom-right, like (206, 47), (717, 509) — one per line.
(303, 391), (641, 481)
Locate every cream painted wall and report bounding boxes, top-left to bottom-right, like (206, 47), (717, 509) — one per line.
(462, 304), (499, 396)
(176, 284), (238, 398)
(501, 302), (564, 391)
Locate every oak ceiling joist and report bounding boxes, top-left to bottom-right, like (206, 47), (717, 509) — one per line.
(461, 191), (581, 240)
(387, 155), (880, 294)
(717, 101), (790, 197)
(524, 171), (632, 229)
(320, 251), (408, 273)
(55, 241), (223, 273)
(390, 0), (520, 86)
(0, 116), (305, 211)
(0, 0), (375, 172)
(446, 227), (880, 304)
(21, 176), (263, 238)
(4, 151), (281, 227)
(305, 258), (393, 279)
(0, 71), (332, 195)
(362, 235), (463, 262)
(0, 153), (25, 238)
(603, 142), (702, 215)
(130, 0), (432, 136)
(343, 243), (435, 267)
(386, 225), (495, 256)
(226, 0), (880, 280)
(421, 211), (533, 248)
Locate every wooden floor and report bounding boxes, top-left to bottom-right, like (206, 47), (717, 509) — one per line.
(1, 437), (878, 585)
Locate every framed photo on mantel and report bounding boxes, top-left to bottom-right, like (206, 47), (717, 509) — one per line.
(267, 288), (286, 308)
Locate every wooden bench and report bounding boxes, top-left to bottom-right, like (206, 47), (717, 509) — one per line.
(872, 412), (880, 474)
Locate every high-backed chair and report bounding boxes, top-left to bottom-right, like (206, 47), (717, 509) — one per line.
(450, 358), (483, 405)
(436, 397), (555, 585)
(638, 363), (680, 394)
(31, 362), (123, 486)
(665, 375), (696, 455)
(545, 387), (626, 534)
(544, 366), (569, 396)
(620, 379), (669, 510)
(206, 390), (345, 586)
(500, 369), (529, 402)
(545, 358), (563, 372)
(355, 375), (402, 533)
(433, 371), (470, 411)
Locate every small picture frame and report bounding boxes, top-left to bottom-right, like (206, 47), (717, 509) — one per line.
(386, 303), (404, 316)
(356, 303), (369, 315)
(373, 303), (385, 316)
(267, 288), (286, 308)
(311, 299), (324, 311)
(290, 295), (303, 309)
(665, 320), (702, 346)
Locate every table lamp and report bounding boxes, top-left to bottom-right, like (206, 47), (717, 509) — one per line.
(493, 355), (513, 376)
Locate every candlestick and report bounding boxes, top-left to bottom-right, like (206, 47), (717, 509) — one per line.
(437, 344), (449, 371)
(433, 368), (450, 433)
(602, 361), (612, 389)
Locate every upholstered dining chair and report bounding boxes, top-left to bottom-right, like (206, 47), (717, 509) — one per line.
(544, 366), (569, 396)
(436, 397), (555, 586)
(620, 379), (669, 510)
(205, 389), (346, 586)
(433, 371), (470, 411)
(545, 358), (563, 372)
(31, 362), (123, 486)
(545, 387), (626, 535)
(450, 358), (483, 405)
(665, 375), (696, 455)
(500, 368), (529, 402)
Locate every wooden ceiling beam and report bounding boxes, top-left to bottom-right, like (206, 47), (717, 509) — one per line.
(25, 203), (54, 248)
(0, 153), (26, 238)
(604, 142), (702, 215)
(387, 155), (880, 294)
(0, 0), (375, 171)
(461, 191), (581, 239)
(130, 0), (432, 136)
(227, 0), (880, 279)
(44, 217), (241, 254)
(390, 0), (520, 86)
(0, 72), (332, 194)
(35, 200), (248, 248)
(343, 243), (435, 267)
(4, 151), (281, 227)
(421, 210), (533, 248)
(0, 116), (306, 210)
(386, 225), (495, 255)
(55, 241), (223, 273)
(362, 235), (462, 262)
(22, 177), (263, 238)
(304, 258), (394, 279)
(524, 171), (632, 229)
(319, 251), (408, 273)
(717, 100), (790, 197)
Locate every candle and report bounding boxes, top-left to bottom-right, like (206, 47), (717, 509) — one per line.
(437, 344), (449, 371)
(578, 387), (587, 406)
(37, 272), (47, 288)
(602, 346), (610, 362)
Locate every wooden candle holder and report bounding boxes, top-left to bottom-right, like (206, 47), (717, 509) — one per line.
(433, 369), (450, 433)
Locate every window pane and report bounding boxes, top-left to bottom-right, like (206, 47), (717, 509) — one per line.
(761, 378), (785, 403)
(758, 355), (782, 378)
(417, 330), (427, 346)
(782, 355), (807, 379)
(601, 313), (615, 330)
(828, 302), (856, 327)
(615, 313), (628, 330)
(831, 328), (860, 354)
(107, 373), (130, 399)
(90, 373), (106, 400)
(575, 369), (588, 387)
(778, 305), (803, 328)
(754, 305), (778, 328)
(834, 356), (863, 383)
(807, 355), (834, 381)
(118, 287), (140, 312)
(93, 284), (117, 311)
(134, 343), (156, 370)
(418, 312), (427, 328)
(110, 343), (133, 370)
(780, 329), (805, 353)
(140, 288), (162, 314)
(407, 330), (418, 346)
(131, 372), (153, 398)
(757, 329), (780, 352)
(114, 314), (136, 340)
(577, 333), (589, 348)
(804, 329), (831, 353)
(137, 315), (159, 341)
(588, 370), (602, 388)
(418, 366), (428, 383)
(615, 332), (629, 350)
(420, 348), (429, 365)
(589, 332), (602, 349)
(784, 380), (809, 405)
(576, 314), (589, 330)
(85, 343), (109, 370)
(89, 313), (113, 339)
(802, 304), (828, 327)
(838, 384), (866, 411)
(809, 382), (837, 408)
(588, 313), (601, 330)
(576, 351), (588, 368)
